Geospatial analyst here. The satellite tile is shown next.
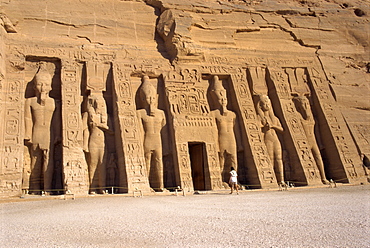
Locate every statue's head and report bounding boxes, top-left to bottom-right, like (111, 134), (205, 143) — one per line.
(139, 75), (157, 106)
(33, 65), (52, 105)
(259, 94), (271, 112)
(88, 93), (106, 113)
(293, 95), (311, 119)
(34, 69), (52, 95)
(211, 75), (227, 108)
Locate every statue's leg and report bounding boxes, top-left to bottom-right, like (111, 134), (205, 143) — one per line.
(229, 151), (237, 171)
(29, 146), (43, 194)
(275, 158), (284, 184)
(88, 149), (99, 193)
(22, 146), (31, 193)
(219, 151), (227, 182)
(153, 150), (164, 191)
(43, 149), (54, 194)
(98, 151), (106, 193)
(224, 151), (237, 183)
(144, 150), (152, 180)
(273, 141), (284, 184)
(312, 145), (329, 184)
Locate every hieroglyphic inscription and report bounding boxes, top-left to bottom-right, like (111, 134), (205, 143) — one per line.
(113, 63), (150, 193)
(308, 68), (365, 182)
(166, 81), (209, 117)
(64, 159), (88, 192)
(207, 143), (223, 190)
(165, 74), (223, 190)
(176, 143), (193, 190)
(61, 60), (89, 194)
(0, 73), (24, 195)
(206, 56), (315, 68)
(269, 67), (321, 185)
(231, 68), (277, 188)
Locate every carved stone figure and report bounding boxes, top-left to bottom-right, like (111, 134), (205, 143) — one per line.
(256, 94), (285, 185)
(107, 153), (117, 188)
(83, 93), (109, 194)
(210, 76), (238, 182)
(24, 64), (61, 194)
(293, 95), (329, 184)
(137, 76), (166, 191)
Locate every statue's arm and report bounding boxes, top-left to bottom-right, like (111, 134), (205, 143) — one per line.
(24, 99), (32, 142)
(53, 100), (62, 144)
(234, 115), (244, 152)
(82, 112), (89, 152)
(314, 117), (324, 149)
(136, 110), (145, 145)
(97, 112), (110, 131)
(161, 110), (166, 128)
(272, 116), (284, 132)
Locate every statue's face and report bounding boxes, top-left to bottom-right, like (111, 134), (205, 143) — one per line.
(144, 91), (156, 105)
(260, 96), (271, 111)
(215, 89), (227, 107)
(90, 96), (105, 112)
(34, 74), (52, 94)
(298, 97), (311, 117)
(300, 97), (310, 110)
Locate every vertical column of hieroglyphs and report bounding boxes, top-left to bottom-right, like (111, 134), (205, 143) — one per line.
(165, 68), (222, 191)
(307, 67), (365, 183)
(112, 63), (150, 193)
(269, 67), (321, 185)
(0, 24), (5, 194)
(0, 52), (24, 196)
(230, 68), (277, 188)
(61, 60), (89, 194)
(165, 76), (195, 191)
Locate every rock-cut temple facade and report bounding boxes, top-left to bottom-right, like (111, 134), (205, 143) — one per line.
(0, 0), (369, 196)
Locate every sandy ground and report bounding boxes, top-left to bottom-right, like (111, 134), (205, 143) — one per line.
(0, 185), (369, 248)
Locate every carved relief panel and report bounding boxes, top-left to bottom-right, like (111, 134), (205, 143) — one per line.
(61, 60), (89, 194)
(233, 68), (278, 188)
(164, 72), (222, 191)
(267, 67), (324, 185)
(21, 60), (64, 194)
(113, 63), (151, 193)
(0, 72), (24, 196)
(307, 68), (366, 183)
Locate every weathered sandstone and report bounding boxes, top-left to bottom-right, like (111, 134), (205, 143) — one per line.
(0, 0), (369, 196)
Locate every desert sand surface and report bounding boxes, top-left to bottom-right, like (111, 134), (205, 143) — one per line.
(1, 185), (369, 248)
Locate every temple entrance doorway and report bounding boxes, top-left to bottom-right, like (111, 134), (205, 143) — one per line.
(188, 142), (208, 190)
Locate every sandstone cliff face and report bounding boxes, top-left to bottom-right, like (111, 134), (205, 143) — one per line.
(0, 0), (368, 196)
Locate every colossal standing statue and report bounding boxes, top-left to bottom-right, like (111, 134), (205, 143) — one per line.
(137, 76), (166, 191)
(256, 94), (285, 185)
(293, 95), (329, 184)
(83, 93), (109, 194)
(210, 75), (238, 183)
(24, 63), (61, 194)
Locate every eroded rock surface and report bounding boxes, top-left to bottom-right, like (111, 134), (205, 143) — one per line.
(0, 0), (368, 196)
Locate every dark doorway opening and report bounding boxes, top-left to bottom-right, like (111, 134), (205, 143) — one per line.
(188, 142), (208, 190)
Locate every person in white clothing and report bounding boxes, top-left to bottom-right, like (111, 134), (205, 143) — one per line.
(229, 167), (238, 195)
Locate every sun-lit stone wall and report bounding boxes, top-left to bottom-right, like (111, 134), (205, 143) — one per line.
(0, 0), (368, 197)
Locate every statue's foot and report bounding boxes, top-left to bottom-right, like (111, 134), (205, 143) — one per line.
(279, 181), (287, 187)
(154, 187), (168, 192)
(322, 179), (330, 185)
